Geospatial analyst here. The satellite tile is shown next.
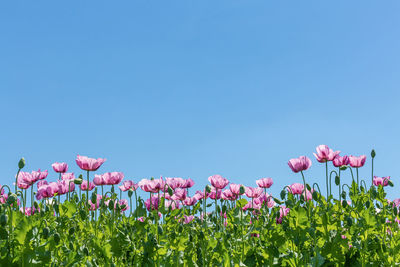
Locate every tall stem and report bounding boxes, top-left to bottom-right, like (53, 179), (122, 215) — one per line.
(86, 171), (90, 205)
(371, 157), (374, 186)
(325, 161), (329, 199)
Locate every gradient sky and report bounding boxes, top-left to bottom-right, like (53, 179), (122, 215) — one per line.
(1, 1), (400, 201)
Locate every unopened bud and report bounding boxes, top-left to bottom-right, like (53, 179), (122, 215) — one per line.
(371, 149), (376, 159)
(18, 158), (25, 169)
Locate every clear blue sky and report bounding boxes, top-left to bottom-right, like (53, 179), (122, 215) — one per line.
(1, 1), (400, 200)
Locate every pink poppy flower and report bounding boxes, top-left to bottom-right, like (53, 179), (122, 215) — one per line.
(76, 155), (106, 171)
(119, 180), (139, 191)
(349, 155), (366, 168)
(256, 178), (273, 188)
(333, 155), (350, 168)
(208, 175), (229, 189)
(373, 176), (390, 187)
(80, 180), (95, 191)
(52, 162), (68, 173)
(288, 156), (312, 173)
(313, 145), (340, 163)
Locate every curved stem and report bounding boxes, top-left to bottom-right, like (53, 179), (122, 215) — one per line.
(14, 168), (21, 194)
(329, 170), (338, 198)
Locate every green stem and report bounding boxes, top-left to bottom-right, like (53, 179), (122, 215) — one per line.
(86, 171), (90, 206)
(325, 161), (329, 199)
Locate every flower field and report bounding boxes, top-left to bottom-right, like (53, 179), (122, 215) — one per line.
(0, 145), (399, 266)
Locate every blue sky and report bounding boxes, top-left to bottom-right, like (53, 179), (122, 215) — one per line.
(1, 1), (400, 201)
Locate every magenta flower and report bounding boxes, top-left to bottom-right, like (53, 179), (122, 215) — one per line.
(119, 180), (138, 191)
(165, 199), (181, 210)
(88, 194), (103, 211)
(20, 207), (39, 216)
(61, 173), (75, 181)
(256, 178), (273, 188)
(288, 156), (312, 173)
(80, 180), (95, 191)
(194, 190), (209, 200)
(245, 187), (263, 198)
(222, 189), (238, 201)
(373, 176), (390, 187)
(208, 175), (229, 189)
(37, 180), (48, 189)
(243, 201), (261, 211)
(287, 183), (304, 195)
(276, 206), (290, 224)
(349, 155), (366, 168)
(36, 182), (59, 200)
(76, 155), (106, 171)
(171, 188), (187, 201)
(333, 155), (350, 168)
(183, 196), (198, 206)
(31, 169), (48, 181)
(145, 195), (160, 211)
(52, 162), (68, 173)
(118, 199), (129, 211)
(102, 172), (124, 185)
(57, 180), (75, 195)
(183, 215), (195, 224)
(138, 178), (163, 193)
(209, 187), (222, 200)
(181, 178), (195, 189)
(17, 172), (32, 189)
(229, 184), (244, 196)
(165, 177), (185, 190)
(313, 145), (340, 163)
(93, 174), (106, 186)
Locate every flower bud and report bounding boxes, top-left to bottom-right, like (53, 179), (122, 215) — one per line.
(0, 214), (7, 226)
(239, 186), (245, 195)
(128, 189), (134, 198)
(74, 179), (83, 185)
(371, 149), (376, 159)
(205, 185), (211, 194)
(335, 176), (340, 186)
(42, 227), (50, 239)
(18, 158), (25, 169)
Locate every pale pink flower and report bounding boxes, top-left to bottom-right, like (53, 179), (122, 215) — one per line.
(333, 155), (350, 168)
(208, 175), (229, 189)
(313, 145), (340, 163)
(256, 178), (273, 188)
(76, 155), (106, 171)
(119, 180), (138, 191)
(165, 177), (185, 190)
(138, 178), (163, 193)
(61, 173), (75, 181)
(245, 187), (263, 199)
(209, 187), (222, 200)
(172, 188), (187, 201)
(183, 215), (194, 224)
(288, 156), (312, 173)
(181, 178), (195, 189)
(287, 183), (304, 195)
(183, 196), (197, 206)
(52, 162), (68, 173)
(373, 176), (390, 187)
(229, 184), (243, 195)
(222, 189), (238, 201)
(165, 199), (181, 210)
(349, 155), (366, 168)
(80, 180), (95, 191)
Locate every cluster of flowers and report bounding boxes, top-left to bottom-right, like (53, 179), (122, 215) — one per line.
(7, 144), (395, 224)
